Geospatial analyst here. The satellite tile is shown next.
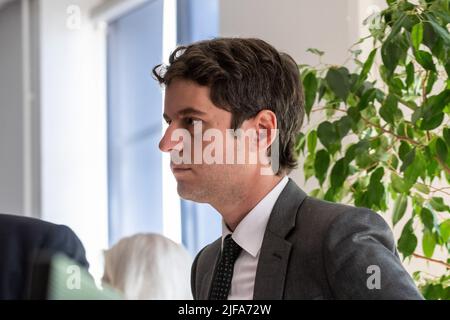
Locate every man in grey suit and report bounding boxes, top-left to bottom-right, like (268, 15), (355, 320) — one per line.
(153, 38), (423, 299)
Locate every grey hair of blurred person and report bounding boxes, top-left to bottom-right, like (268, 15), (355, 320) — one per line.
(102, 233), (192, 300)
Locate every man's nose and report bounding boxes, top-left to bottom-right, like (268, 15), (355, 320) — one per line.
(159, 126), (180, 153)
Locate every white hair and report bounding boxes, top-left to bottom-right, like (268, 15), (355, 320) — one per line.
(102, 233), (192, 300)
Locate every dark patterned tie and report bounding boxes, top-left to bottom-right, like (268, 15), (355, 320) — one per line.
(209, 234), (242, 300)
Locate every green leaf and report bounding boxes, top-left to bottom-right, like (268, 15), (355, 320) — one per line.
(422, 230), (436, 258)
(357, 88), (377, 111)
(347, 106), (361, 125)
(381, 18), (408, 75)
(420, 207), (435, 231)
(400, 148), (416, 172)
(317, 121), (340, 155)
(386, 13), (407, 42)
(424, 13), (450, 46)
(405, 149), (427, 185)
(381, 35), (409, 76)
(294, 132), (306, 154)
(398, 141), (411, 162)
(414, 183), (430, 194)
(398, 218), (417, 259)
(414, 50), (436, 71)
(370, 166), (384, 182)
(355, 152), (377, 170)
(391, 173), (412, 193)
(318, 82), (327, 101)
(432, 10), (450, 25)
(303, 72), (318, 117)
(368, 182), (384, 209)
(390, 154), (399, 170)
(430, 197), (450, 212)
(326, 67), (350, 101)
(392, 194), (408, 226)
(324, 186), (337, 202)
(381, 40), (401, 74)
(420, 112), (444, 130)
(422, 19), (438, 52)
(440, 220), (450, 243)
(411, 108), (422, 125)
(436, 137), (448, 164)
(345, 140), (369, 163)
(309, 188), (322, 199)
(411, 22), (423, 50)
(314, 149), (330, 185)
(357, 49), (377, 87)
(425, 71), (437, 94)
(423, 90), (450, 116)
(307, 130), (317, 154)
(307, 48), (324, 56)
(379, 94), (398, 124)
(335, 116), (352, 138)
(443, 128), (450, 147)
(330, 158), (349, 189)
(303, 153), (315, 182)
(420, 90), (450, 130)
(405, 62), (415, 89)
(367, 167), (385, 208)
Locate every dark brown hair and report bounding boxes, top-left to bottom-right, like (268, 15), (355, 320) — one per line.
(152, 38), (305, 174)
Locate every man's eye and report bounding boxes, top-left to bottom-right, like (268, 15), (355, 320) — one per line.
(164, 119), (172, 125)
(184, 117), (198, 126)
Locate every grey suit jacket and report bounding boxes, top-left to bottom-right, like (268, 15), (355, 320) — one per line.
(191, 179), (423, 300)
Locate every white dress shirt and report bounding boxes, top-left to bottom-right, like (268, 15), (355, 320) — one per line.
(221, 176), (289, 300)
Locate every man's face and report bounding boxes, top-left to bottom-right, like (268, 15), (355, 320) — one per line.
(159, 79), (257, 204)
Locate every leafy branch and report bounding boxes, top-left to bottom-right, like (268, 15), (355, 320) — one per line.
(297, 0), (450, 299)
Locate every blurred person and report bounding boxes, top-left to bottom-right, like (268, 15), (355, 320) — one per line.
(153, 38), (423, 300)
(102, 233), (192, 300)
(0, 213), (89, 299)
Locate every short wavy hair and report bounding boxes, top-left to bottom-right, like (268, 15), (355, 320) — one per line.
(152, 38), (305, 174)
(102, 234), (192, 300)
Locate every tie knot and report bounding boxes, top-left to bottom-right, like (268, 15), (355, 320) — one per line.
(223, 234), (242, 262)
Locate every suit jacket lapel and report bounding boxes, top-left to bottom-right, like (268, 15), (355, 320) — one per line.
(253, 178), (307, 299)
(199, 240), (221, 300)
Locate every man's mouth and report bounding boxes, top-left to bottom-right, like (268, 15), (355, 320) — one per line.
(170, 165), (193, 175)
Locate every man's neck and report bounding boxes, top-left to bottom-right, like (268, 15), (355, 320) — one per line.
(213, 174), (285, 231)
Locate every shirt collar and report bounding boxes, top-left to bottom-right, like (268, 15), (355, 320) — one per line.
(222, 176), (289, 257)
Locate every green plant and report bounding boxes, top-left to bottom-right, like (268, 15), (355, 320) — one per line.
(297, 0), (450, 299)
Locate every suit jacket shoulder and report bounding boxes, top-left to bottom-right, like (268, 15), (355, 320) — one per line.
(263, 180), (422, 299)
(191, 237), (221, 300)
(191, 179), (423, 300)
(0, 214), (89, 299)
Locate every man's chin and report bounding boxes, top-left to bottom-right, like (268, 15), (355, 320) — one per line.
(177, 183), (207, 203)
(177, 183), (194, 200)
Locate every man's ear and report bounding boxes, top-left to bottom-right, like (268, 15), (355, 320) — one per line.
(255, 109), (277, 148)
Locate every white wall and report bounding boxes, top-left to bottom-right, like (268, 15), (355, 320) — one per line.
(0, 0), (24, 215)
(220, 0), (359, 67)
(0, 0), (111, 279)
(39, 0), (108, 278)
(0, 0), (40, 217)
